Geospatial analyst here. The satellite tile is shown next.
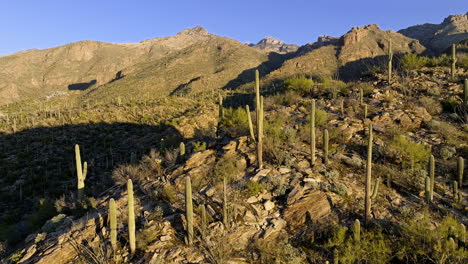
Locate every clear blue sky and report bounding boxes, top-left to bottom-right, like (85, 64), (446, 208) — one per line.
(0, 0), (466, 55)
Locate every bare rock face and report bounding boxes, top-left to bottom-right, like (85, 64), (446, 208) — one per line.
(399, 13), (468, 54)
(284, 190), (331, 228)
(248, 37), (299, 53)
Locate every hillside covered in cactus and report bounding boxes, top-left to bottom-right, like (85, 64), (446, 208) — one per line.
(0, 12), (467, 264)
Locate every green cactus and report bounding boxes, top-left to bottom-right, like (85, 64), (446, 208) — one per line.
(448, 237), (456, 251)
(310, 99), (316, 166)
(429, 155), (435, 201)
(388, 39), (393, 82)
(201, 204), (207, 238)
(458, 157), (464, 189)
(371, 177), (380, 200)
(323, 129), (329, 165)
(75, 144), (87, 200)
(464, 79), (468, 105)
(109, 198), (117, 250)
(218, 93), (224, 118)
(223, 177), (228, 227)
(333, 248), (339, 264)
(359, 87), (364, 105)
(257, 96), (264, 169)
(179, 142), (186, 161)
(363, 104), (368, 119)
(365, 124), (373, 224)
(451, 44), (457, 78)
(185, 176), (194, 245)
(453, 181), (459, 201)
(461, 224), (466, 244)
(127, 179), (136, 254)
(255, 70), (264, 169)
(246, 105), (256, 142)
(352, 219), (361, 242)
(425, 176), (431, 203)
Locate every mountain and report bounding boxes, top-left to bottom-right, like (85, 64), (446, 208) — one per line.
(248, 37), (299, 53)
(0, 26), (272, 106)
(265, 24), (425, 81)
(399, 12), (468, 54)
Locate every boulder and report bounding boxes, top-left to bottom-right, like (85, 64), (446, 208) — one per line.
(284, 191), (331, 228)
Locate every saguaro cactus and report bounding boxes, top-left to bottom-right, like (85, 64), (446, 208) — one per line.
(451, 44), (457, 78)
(127, 179), (136, 254)
(425, 176), (431, 203)
(371, 177), (380, 200)
(458, 157), (464, 189)
(388, 39), (393, 82)
(257, 96), (264, 169)
(75, 144), (87, 199)
(323, 129), (329, 165)
(255, 70), (264, 169)
(223, 177), (228, 226)
(109, 198), (117, 250)
(310, 99), (316, 166)
(201, 204), (207, 238)
(453, 181), (459, 201)
(363, 104), (368, 119)
(218, 93), (224, 118)
(352, 219), (361, 242)
(365, 124), (373, 224)
(429, 155), (435, 201)
(246, 105), (256, 142)
(179, 142), (186, 161)
(185, 176), (194, 245)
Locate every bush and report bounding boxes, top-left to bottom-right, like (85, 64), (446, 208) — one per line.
(220, 107), (249, 138)
(269, 90), (302, 106)
(390, 135), (431, 171)
(284, 76), (314, 95)
(246, 181), (264, 196)
(213, 155), (243, 183)
(399, 53), (429, 71)
(191, 141), (207, 152)
(419, 96), (442, 116)
(320, 77), (349, 98)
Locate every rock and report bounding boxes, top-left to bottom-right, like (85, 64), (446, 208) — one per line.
(278, 167), (291, 174)
(251, 169), (271, 181)
(244, 210), (257, 223)
(247, 196), (259, 204)
(284, 191), (331, 227)
(185, 150), (215, 169)
(324, 170), (340, 179)
(330, 182), (348, 196)
(41, 214), (69, 233)
(261, 218), (287, 239)
(160, 235), (171, 242)
(287, 185), (304, 205)
(264, 200), (275, 211)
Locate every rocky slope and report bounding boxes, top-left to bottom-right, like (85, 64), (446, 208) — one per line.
(399, 12), (468, 54)
(247, 37), (299, 53)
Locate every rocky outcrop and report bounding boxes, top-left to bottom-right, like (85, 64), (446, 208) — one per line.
(248, 37), (299, 53)
(399, 13), (468, 54)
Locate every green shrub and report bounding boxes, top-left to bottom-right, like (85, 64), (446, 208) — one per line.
(419, 96), (442, 116)
(337, 228), (392, 264)
(459, 56), (468, 70)
(426, 54), (451, 67)
(399, 53), (429, 71)
(246, 181), (264, 196)
(270, 90), (301, 106)
(320, 77), (349, 98)
(220, 107), (249, 137)
(442, 97), (460, 113)
(284, 76), (313, 95)
(191, 141), (207, 152)
(213, 155), (243, 183)
(390, 135), (431, 170)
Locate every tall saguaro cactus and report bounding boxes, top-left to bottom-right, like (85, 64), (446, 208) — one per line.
(255, 70), (263, 169)
(388, 39), (393, 82)
(127, 179), (136, 254)
(464, 79), (468, 105)
(425, 176), (431, 203)
(246, 105), (256, 142)
(352, 219), (361, 241)
(75, 144), (87, 200)
(451, 44), (457, 78)
(429, 155), (435, 201)
(310, 99), (316, 166)
(365, 124), (373, 224)
(458, 157), (464, 189)
(323, 129), (329, 165)
(185, 176), (194, 245)
(223, 177), (228, 226)
(109, 198), (117, 250)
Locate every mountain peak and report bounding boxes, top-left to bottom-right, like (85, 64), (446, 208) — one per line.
(248, 37), (298, 53)
(177, 26), (209, 36)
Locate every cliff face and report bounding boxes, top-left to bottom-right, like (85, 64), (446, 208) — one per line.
(399, 13), (468, 54)
(248, 37), (299, 53)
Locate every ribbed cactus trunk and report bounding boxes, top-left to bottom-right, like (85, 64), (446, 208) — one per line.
(425, 176), (431, 203)
(352, 219), (361, 242)
(75, 144), (87, 200)
(451, 44), (457, 79)
(179, 142), (185, 162)
(310, 99), (316, 166)
(363, 104), (368, 119)
(453, 181), (458, 201)
(388, 39), (393, 82)
(109, 198), (117, 250)
(185, 176), (194, 245)
(127, 179), (136, 254)
(223, 177), (228, 227)
(458, 157), (464, 189)
(255, 70), (263, 169)
(429, 155), (435, 201)
(246, 105), (256, 142)
(323, 129), (329, 165)
(365, 124), (373, 224)
(371, 177), (380, 200)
